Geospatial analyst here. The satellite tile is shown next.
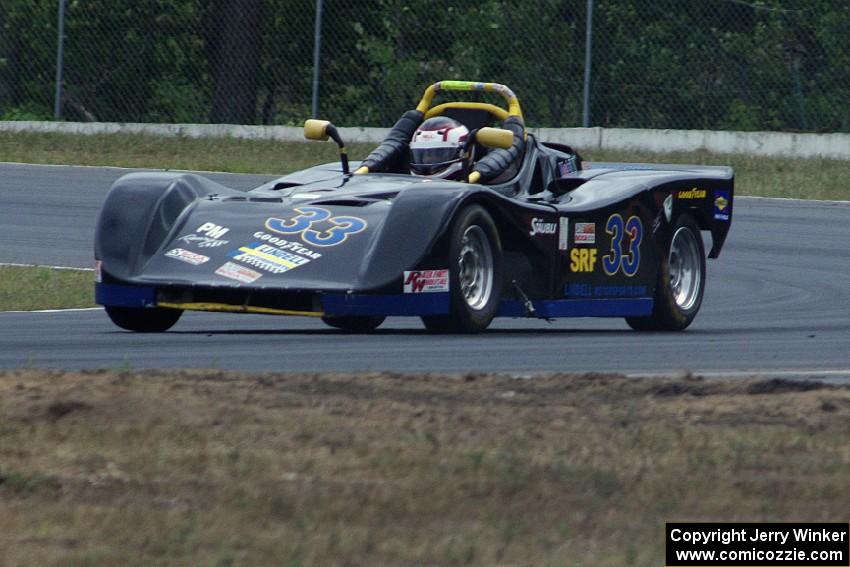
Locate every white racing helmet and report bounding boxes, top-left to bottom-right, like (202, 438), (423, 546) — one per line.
(409, 116), (469, 180)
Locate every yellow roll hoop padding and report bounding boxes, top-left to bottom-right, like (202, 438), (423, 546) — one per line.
(304, 119), (330, 141)
(424, 102), (509, 121)
(476, 127), (514, 150)
(416, 81), (523, 120)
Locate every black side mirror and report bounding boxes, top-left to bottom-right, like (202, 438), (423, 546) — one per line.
(304, 119), (350, 175)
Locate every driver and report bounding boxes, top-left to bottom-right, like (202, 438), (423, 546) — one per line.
(409, 117), (470, 180)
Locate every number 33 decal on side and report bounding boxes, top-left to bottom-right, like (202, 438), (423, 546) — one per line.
(266, 206), (367, 247)
(603, 213), (643, 277)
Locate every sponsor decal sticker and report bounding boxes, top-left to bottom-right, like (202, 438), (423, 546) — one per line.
(557, 156), (580, 176)
(196, 222), (230, 239)
(215, 261), (262, 284)
(178, 234), (229, 248)
(266, 206), (367, 247)
(228, 242), (310, 274)
(165, 248), (210, 266)
(558, 217), (569, 251)
(574, 222), (596, 244)
(714, 190), (730, 221)
(529, 217), (557, 237)
(678, 187), (706, 199)
(253, 231), (321, 259)
(403, 270), (449, 293)
(569, 248), (597, 273)
(565, 283), (649, 298)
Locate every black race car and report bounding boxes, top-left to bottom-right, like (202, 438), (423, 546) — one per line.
(95, 80), (733, 333)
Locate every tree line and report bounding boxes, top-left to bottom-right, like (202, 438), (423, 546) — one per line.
(1, 0), (847, 131)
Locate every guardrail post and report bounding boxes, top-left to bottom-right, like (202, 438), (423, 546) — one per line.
(53, 0), (67, 120)
(311, 0), (324, 119)
(582, 0), (594, 128)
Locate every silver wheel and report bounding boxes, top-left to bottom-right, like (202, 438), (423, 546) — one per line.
(668, 226), (702, 310)
(458, 225), (494, 310)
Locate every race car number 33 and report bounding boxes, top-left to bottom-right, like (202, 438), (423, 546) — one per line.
(266, 206), (367, 247)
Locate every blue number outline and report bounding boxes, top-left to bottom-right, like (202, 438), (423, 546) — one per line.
(603, 213), (643, 276)
(303, 215), (367, 247)
(622, 215), (642, 277)
(265, 206), (367, 247)
(603, 214), (624, 276)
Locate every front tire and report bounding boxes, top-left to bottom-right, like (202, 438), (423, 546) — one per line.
(626, 213), (705, 331)
(422, 204), (503, 333)
(105, 306), (182, 332)
(321, 315), (385, 332)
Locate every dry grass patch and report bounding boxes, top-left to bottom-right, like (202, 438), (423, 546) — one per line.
(0, 370), (847, 566)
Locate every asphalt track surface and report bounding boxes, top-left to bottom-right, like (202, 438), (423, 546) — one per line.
(1, 162), (849, 378)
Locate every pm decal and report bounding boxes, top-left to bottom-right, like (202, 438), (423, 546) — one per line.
(266, 206), (367, 247)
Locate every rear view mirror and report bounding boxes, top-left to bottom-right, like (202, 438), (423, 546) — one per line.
(476, 127), (513, 149)
(304, 119), (331, 141)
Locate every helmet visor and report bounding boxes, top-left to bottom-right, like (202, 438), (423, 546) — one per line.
(410, 146), (462, 175)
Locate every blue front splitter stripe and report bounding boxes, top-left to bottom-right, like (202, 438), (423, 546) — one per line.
(325, 293), (653, 318)
(322, 293), (450, 316)
(95, 283), (156, 308)
(96, 282), (653, 319)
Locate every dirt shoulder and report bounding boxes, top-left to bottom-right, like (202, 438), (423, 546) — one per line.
(1, 370), (847, 566)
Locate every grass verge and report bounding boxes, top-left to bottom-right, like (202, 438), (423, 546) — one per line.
(2, 131), (848, 200)
(0, 370), (847, 566)
(0, 266), (94, 311)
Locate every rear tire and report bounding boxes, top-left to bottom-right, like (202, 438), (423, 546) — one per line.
(105, 306), (182, 332)
(321, 315), (385, 332)
(421, 204), (503, 333)
(626, 213), (705, 331)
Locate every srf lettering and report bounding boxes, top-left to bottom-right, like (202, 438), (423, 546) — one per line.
(570, 248), (597, 272)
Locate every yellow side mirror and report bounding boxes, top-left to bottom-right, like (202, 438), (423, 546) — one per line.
(304, 119), (330, 141)
(477, 127), (514, 149)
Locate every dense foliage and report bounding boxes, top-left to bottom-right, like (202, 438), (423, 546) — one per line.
(1, 0), (847, 131)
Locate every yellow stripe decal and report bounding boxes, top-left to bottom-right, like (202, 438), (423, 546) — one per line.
(158, 301), (323, 317)
(236, 246), (299, 269)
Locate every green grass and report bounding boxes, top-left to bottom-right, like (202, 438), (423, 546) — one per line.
(1, 131), (848, 200)
(0, 266), (94, 311)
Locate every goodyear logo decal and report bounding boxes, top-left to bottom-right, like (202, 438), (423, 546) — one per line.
(678, 188), (706, 199)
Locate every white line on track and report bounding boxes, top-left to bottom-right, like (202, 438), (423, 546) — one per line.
(0, 307), (101, 314)
(0, 161), (273, 177)
(0, 262), (93, 272)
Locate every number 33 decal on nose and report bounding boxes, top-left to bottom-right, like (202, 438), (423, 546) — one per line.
(603, 213), (642, 277)
(266, 206), (367, 247)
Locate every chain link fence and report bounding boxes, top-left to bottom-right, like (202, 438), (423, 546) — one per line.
(1, 0), (847, 132)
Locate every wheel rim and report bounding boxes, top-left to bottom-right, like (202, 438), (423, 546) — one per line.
(457, 225), (493, 310)
(668, 226), (702, 310)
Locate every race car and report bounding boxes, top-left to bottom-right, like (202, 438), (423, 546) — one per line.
(95, 80), (733, 333)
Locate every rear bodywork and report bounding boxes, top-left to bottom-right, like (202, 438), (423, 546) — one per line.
(95, 134), (733, 321)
